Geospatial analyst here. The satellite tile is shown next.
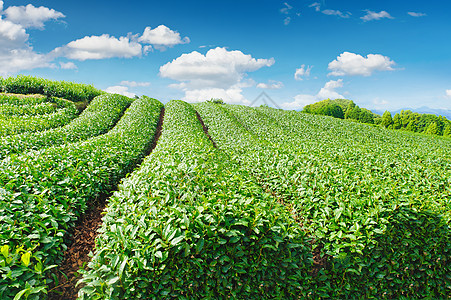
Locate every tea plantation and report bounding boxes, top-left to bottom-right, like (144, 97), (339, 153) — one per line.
(0, 76), (449, 299)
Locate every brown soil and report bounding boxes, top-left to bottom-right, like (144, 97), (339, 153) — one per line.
(196, 111), (217, 148)
(48, 200), (106, 300)
(147, 107), (165, 154)
(309, 242), (330, 277)
(48, 107), (165, 299)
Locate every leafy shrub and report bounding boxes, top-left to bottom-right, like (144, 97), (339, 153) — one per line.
(304, 99), (344, 119)
(0, 97), (162, 299)
(0, 93), (133, 159)
(0, 75), (104, 103)
(79, 100), (311, 299)
(196, 102), (451, 298)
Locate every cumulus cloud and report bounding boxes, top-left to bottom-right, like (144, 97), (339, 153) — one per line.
(0, 2), (60, 75)
(184, 87), (249, 104)
(54, 34), (142, 60)
(105, 85), (136, 98)
(317, 79), (344, 99)
(59, 61), (77, 69)
(361, 10), (394, 22)
(139, 25), (189, 50)
(328, 52), (396, 76)
(282, 79), (344, 109)
(446, 90), (451, 98)
(0, 49), (53, 75)
(4, 4), (65, 29)
(160, 47), (274, 89)
(0, 17), (29, 49)
(294, 64), (312, 80)
(257, 81), (283, 89)
(120, 80), (150, 87)
(160, 47), (274, 104)
(407, 12), (426, 17)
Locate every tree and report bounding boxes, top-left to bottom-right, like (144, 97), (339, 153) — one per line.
(207, 98), (224, 104)
(359, 109), (375, 124)
(393, 113), (402, 129)
(443, 124), (451, 137)
(426, 122), (439, 135)
(381, 111), (393, 128)
(406, 120), (416, 132)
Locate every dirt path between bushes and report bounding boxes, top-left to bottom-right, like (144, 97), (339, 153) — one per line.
(48, 107), (165, 299)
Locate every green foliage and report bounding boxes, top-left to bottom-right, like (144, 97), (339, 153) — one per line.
(425, 122), (439, 135)
(304, 99), (344, 119)
(381, 110), (393, 128)
(79, 100), (311, 299)
(195, 103), (451, 298)
(392, 110), (451, 137)
(0, 97), (78, 136)
(207, 98), (225, 104)
(0, 75), (104, 103)
(444, 124), (451, 137)
(0, 97), (162, 298)
(393, 113), (402, 129)
(0, 93), (134, 159)
(305, 99), (380, 124)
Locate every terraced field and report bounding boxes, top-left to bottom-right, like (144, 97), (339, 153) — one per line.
(0, 76), (449, 299)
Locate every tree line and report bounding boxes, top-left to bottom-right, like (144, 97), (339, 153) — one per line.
(303, 99), (451, 137)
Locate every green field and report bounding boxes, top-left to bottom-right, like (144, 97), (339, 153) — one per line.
(0, 77), (449, 299)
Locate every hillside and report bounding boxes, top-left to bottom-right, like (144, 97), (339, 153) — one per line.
(0, 76), (449, 299)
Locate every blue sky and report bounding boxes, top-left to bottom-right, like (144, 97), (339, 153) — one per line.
(1, 0), (450, 111)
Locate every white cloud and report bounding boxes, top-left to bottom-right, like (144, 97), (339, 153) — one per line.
(120, 80), (150, 87)
(0, 17), (29, 49)
(138, 25), (189, 50)
(446, 90), (451, 98)
(328, 52), (396, 76)
(160, 47), (274, 89)
(282, 79), (344, 109)
(105, 85), (136, 98)
(160, 47), (274, 104)
(0, 1), (3, 11)
(0, 49), (53, 75)
(373, 98), (388, 106)
(322, 9), (351, 18)
(184, 86), (249, 104)
(294, 64), (312, 80)
(407, 12), (426, 17)
(309, 2), (321, 12)
(0, 3), (55, 75)
(317, 79), (344, 99)
(280, 2), (293, 14)
(284, 17), (291, 25)
(361, 10), (394, 22)
(59, 61), (77, 69)
(4, 4), (65, 29)
(257, 81), (283, 89)
(54, 34), (142, 60)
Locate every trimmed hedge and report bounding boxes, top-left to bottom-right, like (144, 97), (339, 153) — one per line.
(0, 101), (78, 136)
(78, 100), (311, 299)
(0, 93), (134, 160)
(0, 75), (104, 103)
(0, 96), (163, 299)
(195, 102), (451, 299)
